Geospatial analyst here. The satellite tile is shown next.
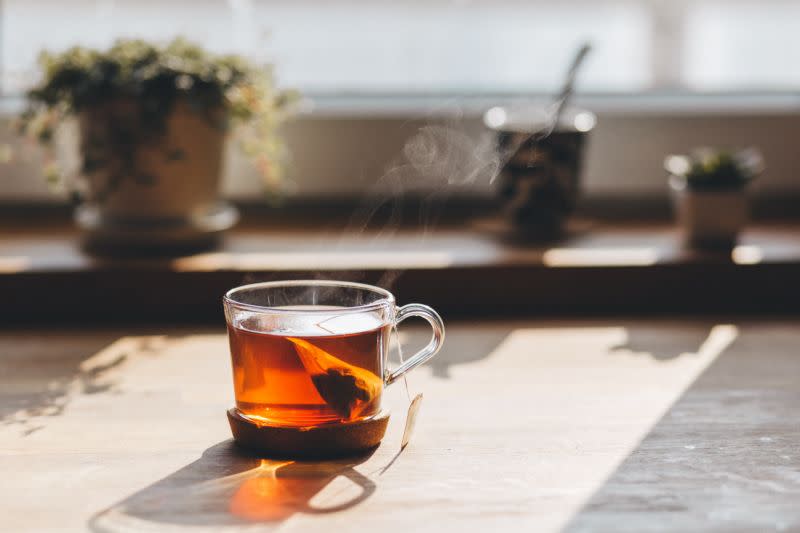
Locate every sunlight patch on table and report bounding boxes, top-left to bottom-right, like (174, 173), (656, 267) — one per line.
(424, 324), (738, 532)
(1, 325), (743, 533)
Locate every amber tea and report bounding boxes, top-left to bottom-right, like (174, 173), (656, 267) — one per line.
(228, 311), (390, 426)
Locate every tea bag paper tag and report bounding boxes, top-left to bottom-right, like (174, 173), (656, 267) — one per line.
(401, 393), (423, 449)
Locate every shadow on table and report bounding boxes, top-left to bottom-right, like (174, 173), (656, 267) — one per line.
(0, 331), (197, 437)
(0, 331), (127, 436)
(90, 440), (378, 532)
(611, 324), (715, 360)
(426, 326), (510, 379)
(565, 324), (800, 532)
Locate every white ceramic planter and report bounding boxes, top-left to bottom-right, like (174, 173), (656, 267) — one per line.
(670, 177), (748, 249)
(75, 99), (238, 251)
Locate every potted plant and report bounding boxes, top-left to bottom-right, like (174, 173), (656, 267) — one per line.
(18, 38), (295, 252)
(665, 148), (763, 250)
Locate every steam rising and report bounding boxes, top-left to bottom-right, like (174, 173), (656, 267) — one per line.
(402, 124), (503, 187)
(238, 105), (544, 291)
(348, 115), (509, 230)
(341, 113), (510, 289)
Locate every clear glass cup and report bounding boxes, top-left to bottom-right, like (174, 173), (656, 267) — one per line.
(223, 280), (445, 427)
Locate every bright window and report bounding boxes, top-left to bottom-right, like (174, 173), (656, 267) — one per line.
(2, 0), (799, 96)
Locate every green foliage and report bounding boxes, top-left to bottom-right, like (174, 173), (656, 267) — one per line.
(666, 148), (763, 191)
(18, 37), (297, 192)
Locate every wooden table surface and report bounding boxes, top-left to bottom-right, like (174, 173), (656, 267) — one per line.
(2, 319), (799, 532)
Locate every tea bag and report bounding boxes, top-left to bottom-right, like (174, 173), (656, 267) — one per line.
(287, 337), (382, 420)
(401, 394), (423, 449)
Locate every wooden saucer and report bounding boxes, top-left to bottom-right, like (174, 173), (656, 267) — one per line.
(227, 409), (390, 459)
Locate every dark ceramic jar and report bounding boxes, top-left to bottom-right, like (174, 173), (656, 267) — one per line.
(485, 106), (596, 240)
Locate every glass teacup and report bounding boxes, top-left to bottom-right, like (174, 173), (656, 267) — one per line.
(223, 280), (444, 427)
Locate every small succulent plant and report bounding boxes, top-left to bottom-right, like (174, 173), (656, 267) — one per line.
(17, 37), (297, 196)
(665, 148), (763, 191)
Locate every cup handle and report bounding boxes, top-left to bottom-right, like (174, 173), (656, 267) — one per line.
(385, 304), (445, 385)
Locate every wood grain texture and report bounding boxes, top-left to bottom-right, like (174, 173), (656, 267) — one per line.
(1, 320), (798, 532)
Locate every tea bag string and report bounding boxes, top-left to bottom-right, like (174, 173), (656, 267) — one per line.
(392, 324), (412, 403)
(392, 323), (424, 452)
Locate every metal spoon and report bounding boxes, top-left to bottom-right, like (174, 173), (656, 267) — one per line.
(544, 42), (593, 139)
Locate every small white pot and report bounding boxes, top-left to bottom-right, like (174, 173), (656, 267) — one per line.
(670, 177), (748, 249)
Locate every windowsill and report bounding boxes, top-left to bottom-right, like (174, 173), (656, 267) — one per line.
(2, 210), (799, 323)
